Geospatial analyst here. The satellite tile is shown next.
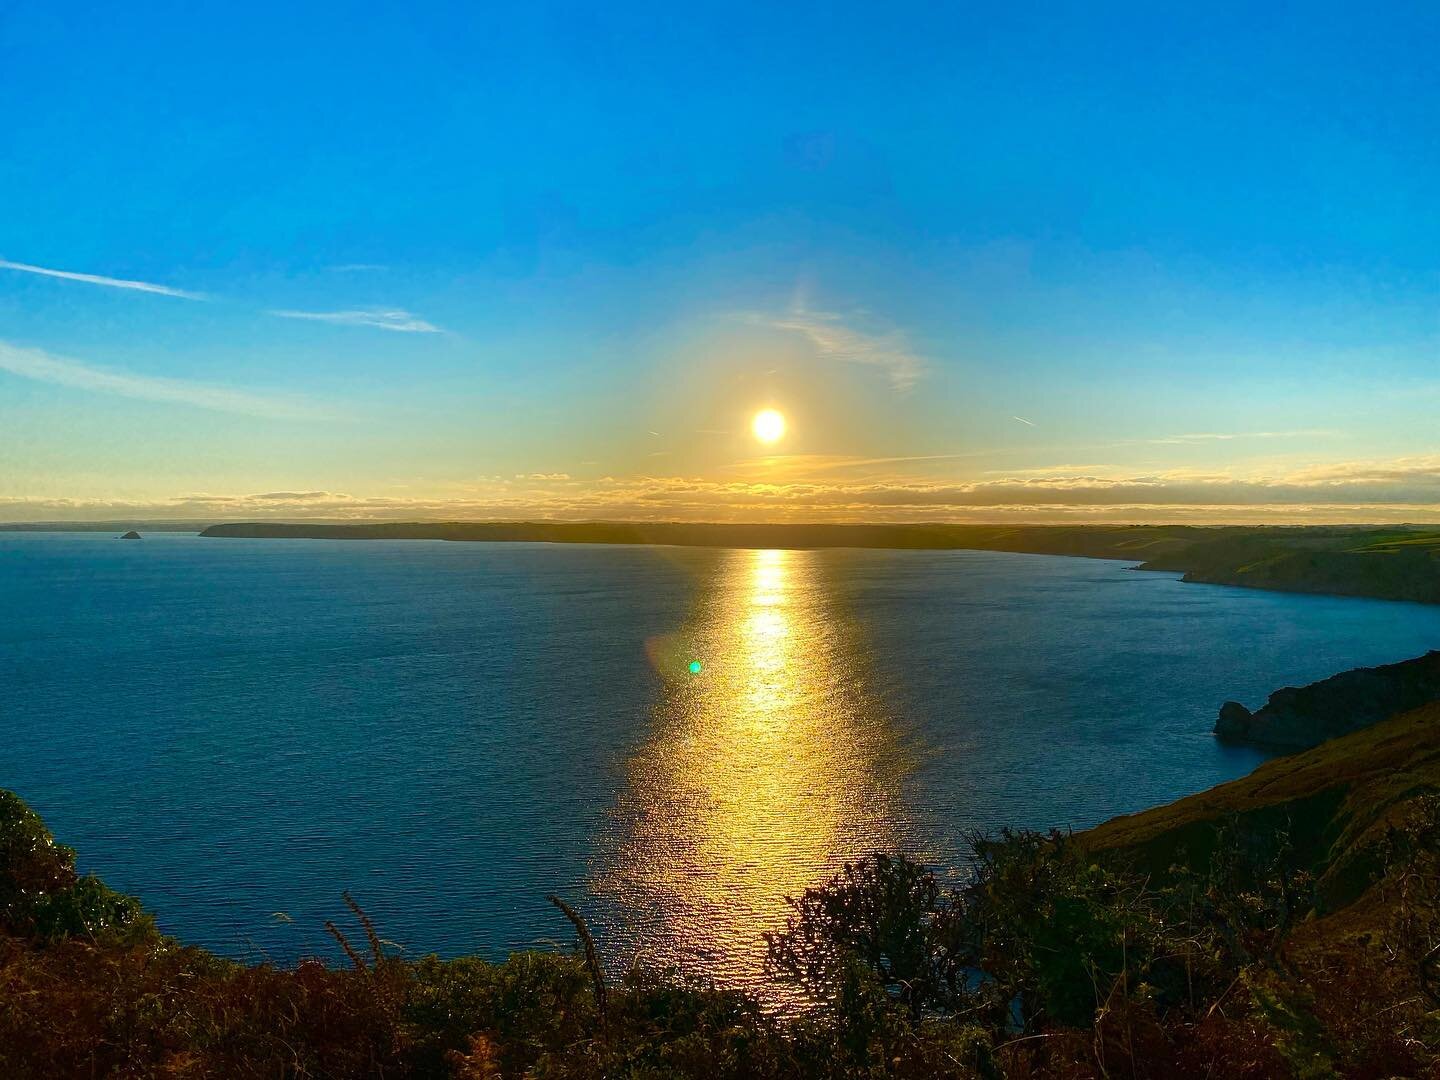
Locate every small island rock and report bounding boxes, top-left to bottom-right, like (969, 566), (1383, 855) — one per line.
(1214, 700), (1254, 741)
(120, 531), (142, 540)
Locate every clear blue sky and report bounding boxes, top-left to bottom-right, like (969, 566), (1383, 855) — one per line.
(2, 1), (1438, 521)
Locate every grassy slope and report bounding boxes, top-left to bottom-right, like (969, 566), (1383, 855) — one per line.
(1135, 529), (1440, 603)
(1081, 700), (1440, 922)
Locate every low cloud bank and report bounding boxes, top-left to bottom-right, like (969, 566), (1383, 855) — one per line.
(8, 455), (1440, 525)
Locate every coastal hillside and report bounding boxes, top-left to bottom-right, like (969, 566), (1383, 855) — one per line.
(201, 521), (1440, 606)
(1085, 696), (1440, 916)
(1135, 530), (1440, 604)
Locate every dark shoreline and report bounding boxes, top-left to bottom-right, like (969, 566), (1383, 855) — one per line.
(198, 520), (1440, 606)
(6, 518), (1437, 605)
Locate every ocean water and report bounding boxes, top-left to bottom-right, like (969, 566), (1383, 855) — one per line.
(4, 531), (1440, 992)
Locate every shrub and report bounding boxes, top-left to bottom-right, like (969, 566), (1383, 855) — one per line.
(765, 853), (970, 1020)
(3, 785), (1439, 1077)
(0, 790), (151, 942)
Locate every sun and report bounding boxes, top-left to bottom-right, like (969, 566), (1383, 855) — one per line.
(752, 408), (786, 444)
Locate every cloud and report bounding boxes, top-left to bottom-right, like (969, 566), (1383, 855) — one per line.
(268, 308), (442, 333)
(730, 451), (1006, 477)
(1281, 455), (1440, 486)
(0, 258), (204, 300)
(11, 455), (1440, 525)
(3, 490), (1438, 527)
(748, 307), (923, 391)
(1142, 429), (1335, 445)
(0, 258), (449, 342)
(0, 341), (329, 419)
(0, 259), (451, 340)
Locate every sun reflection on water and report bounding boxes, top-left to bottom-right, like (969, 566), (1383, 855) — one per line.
(597, 549), (917, 997)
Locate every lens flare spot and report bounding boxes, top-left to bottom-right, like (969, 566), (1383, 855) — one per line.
(688, 659), (703, 674)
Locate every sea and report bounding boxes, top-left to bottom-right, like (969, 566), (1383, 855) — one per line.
(4, 531), (1439, 994)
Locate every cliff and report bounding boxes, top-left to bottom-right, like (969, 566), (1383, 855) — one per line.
(1213, 649), (1440, 750)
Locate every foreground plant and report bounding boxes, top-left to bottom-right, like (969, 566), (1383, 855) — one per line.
(2, 781), (1438, 1077)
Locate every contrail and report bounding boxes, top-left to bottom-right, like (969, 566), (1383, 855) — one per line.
(1012, 416), (1035, 426)
(0, 258), (205, 300)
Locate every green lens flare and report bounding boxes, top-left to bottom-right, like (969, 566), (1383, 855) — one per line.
(688, 660), (703, 674)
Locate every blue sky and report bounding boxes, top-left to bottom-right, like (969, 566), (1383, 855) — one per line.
(2, 1), (1438, 521)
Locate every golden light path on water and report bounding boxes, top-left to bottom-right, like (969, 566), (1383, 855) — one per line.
(595, 549), (923, 998)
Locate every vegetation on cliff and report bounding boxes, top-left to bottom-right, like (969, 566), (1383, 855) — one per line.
(1136, 529), (1440, 605)
(4, 690), (1440, 1077)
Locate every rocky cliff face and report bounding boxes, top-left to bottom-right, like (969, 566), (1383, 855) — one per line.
(1214, 649), (1440, 750)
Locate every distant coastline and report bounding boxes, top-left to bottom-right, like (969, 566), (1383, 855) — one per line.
(198, 520), (1440, 606)
(0, 521), (210, 532)
(5, 519), (1436, 606)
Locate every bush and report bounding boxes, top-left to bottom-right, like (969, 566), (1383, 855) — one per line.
(3, 785), (1439, 1077)
(0, 790), (151, 942)
(406, 952), (594, 1074)
(766, 853), (970, 1020)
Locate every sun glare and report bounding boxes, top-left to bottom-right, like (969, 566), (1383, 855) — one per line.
(752, 408), (786, 444)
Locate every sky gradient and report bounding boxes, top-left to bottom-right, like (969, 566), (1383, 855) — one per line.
(2, 1), (1438, 523)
